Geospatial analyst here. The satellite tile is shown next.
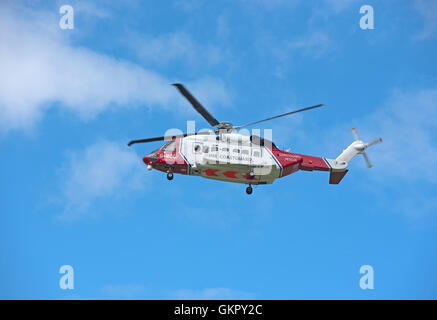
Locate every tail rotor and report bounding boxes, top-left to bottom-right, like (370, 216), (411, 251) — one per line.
(327, 128), (382, 184)
(349, 128), (382, 168)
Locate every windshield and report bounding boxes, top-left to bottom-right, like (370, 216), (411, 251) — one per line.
(161, 140), (177, 152)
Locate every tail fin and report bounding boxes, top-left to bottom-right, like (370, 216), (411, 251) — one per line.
(325, 128), (382, 184)
(329, 170), (349, 184)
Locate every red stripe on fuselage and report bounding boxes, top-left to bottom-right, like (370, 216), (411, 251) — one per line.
(223, 171), (239, 179)
(204, 169), (220, 176)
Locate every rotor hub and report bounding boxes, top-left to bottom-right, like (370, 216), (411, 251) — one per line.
(216, 122), (233, 131)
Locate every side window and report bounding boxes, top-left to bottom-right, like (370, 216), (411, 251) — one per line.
(221, 147), (229, 152)
(233, 149), (240, 153)
(241, 149), (249, 155)
(211, 145), (218, 152)
(253, 150), (261, 157)
(194, 144), (202, 153)
(202, 146), (209, 153)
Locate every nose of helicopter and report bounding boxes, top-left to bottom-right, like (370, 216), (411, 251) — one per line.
(143, 152), (158, 165)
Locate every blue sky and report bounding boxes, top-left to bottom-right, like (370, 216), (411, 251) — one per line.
(1, 0), (437, 299)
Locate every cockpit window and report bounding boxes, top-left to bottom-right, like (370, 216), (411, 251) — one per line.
(162, 141), (177, 152)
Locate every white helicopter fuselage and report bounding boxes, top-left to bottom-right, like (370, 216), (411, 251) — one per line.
(180, 133), (282, 185)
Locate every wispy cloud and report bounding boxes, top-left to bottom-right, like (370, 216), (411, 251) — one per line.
(238, 0), (301, 10)
(184, 78), (232, 112)
(315, 86), (437, 184)
(320, 0), (361, 14)
(364, 86), (437, 221)
(58, 141), (144, 221)
(414, 0), (437, 39)
(287, 31), (332, 59)
(317, 86), (437, 222)
(69, 0), (113, 19)
(0, 7), (229, 133)
(128, 32), (226, 66)
(172, 287), (254, 300)
(239, 0), (360, 14)
(363, 86), (437, 183)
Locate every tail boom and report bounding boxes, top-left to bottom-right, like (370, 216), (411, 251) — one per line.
(276, 152), (346, 184)
(275, 128), (381, 185)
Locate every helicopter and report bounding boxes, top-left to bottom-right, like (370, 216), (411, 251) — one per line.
(128, 83), (382, 194)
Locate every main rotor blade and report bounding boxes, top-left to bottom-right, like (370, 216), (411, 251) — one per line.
(234, 104), (324, 130)
(127, 131), (213, 146)
(172, 83), (220, 127)
(128, 136), (166, 146)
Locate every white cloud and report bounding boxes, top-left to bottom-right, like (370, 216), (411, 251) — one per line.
(172, 288), (254, 300)
(414, 0), (437, 39)
(321, 0), (360, 14)
(216, 13), (230, 39)
(240, 0), (301, 10)
(59, 141), (143, 221)
(287, 32), (332, 58)
(363, 87), (437, 183)
(186, 78), (231, 111)
(254, 30), (333, 79)
(311, 86), (437, 184)
(240, 0), (360, 14)
(314, 86), (437, 222)
(0, 7), (229, 132)
(129, 32), (224, 66)
(73, 1), (113, 19)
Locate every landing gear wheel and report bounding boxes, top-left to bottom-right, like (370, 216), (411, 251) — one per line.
(167, 172), (174, 180)
(246, 185), (253, 195)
